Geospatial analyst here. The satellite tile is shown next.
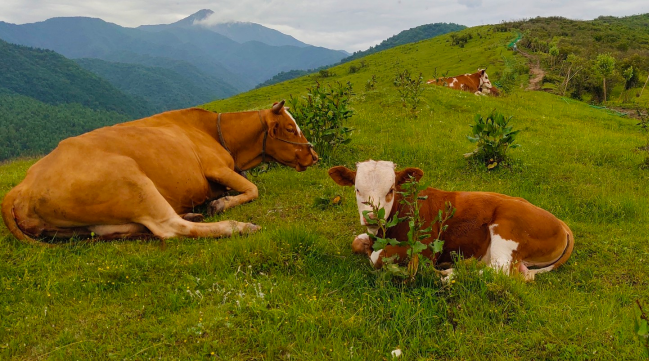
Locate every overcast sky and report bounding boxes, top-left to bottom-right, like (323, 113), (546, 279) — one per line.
(0, 0), (647, 52)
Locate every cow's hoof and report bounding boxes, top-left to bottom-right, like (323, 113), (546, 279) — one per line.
(351, 234), (372, 255)
(242, 223), (261, 234)
(182, 213), (204, 223)
(208, 198), (228, 216)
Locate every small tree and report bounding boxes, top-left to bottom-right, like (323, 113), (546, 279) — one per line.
(393, 69), (425, 117)
(288, 81), (354, 163)
(549, 46), (559, 69)
(594, 53), (616, 102)
(465, 111), (521, 169)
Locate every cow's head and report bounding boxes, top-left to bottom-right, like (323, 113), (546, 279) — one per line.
(477, 68), (493, 91)
(329, 160), (423, 234)
(263, 100), (318, 171)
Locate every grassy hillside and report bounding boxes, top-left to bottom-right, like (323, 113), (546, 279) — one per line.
(2, 26), (649, 359)
(500, 14), (649, 104)
(341, 22), (467, 63)
(75, 58), (232, 112)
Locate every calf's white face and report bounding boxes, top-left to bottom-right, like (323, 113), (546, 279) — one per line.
(354, 161), (397, 232)
(328, 160), (424, 235)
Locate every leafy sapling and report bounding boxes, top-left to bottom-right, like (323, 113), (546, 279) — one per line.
(362, 176), (455, 282)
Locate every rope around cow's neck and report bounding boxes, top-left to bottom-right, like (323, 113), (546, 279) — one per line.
(216, 111), (313, 173)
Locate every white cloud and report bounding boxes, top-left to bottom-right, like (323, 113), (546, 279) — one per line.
(458, 0), (482, 8)
(0, 0), (647, 52)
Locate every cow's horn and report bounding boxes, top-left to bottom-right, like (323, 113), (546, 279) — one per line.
(272, 100), (285, 114)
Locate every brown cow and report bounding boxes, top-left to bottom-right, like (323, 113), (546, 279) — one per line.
(329, 160), (573, 281)
(427, 69), (499, 96)
(2, 101), (318, 245)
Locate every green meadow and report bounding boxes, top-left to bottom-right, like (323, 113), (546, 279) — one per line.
(1, 27), (649, 359)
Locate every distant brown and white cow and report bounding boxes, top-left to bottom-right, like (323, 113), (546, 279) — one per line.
(329, 160), (573, 281)
(427, 69), (499, 96)
(2, 101), (318, 245)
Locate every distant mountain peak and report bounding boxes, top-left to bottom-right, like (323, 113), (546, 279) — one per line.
(186, 9), (214, 24)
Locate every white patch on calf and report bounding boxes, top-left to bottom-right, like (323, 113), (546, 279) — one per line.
(370, 250), (383, 266)
(487, 224), (519, 273)
(354, 160), (397, 229)
(449, 78), (458, 87)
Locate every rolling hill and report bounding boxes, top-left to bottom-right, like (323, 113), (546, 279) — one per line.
(74, 58), (235, 112)
(341, 22), (466, 63)
(0, 39), (149, 160)
(2, 17), (649, 360)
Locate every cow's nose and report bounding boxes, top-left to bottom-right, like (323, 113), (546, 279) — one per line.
(310, 149), (319, 163)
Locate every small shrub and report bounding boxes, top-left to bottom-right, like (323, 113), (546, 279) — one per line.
(636, 300), (649, 356)
(288, 81), (354, 163)
(465, 111), (521, 169)
(393, 69), (425, 116)
(318, 69), (334, 78)
(364, 176), (453, 283)
(348, 64), (359, 74)
(365, 75), (377, 91)
(497, 56), (528, 93)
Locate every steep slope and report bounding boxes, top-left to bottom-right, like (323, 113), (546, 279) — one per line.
(75, 58), (235, 111)
(0, 39), (152, 117)
(341, 22), (466, 63)
(0, 40), (147, 161)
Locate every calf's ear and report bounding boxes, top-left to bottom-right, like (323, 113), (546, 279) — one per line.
(395, 167), (424, 188)
(328, 166), (356, 186)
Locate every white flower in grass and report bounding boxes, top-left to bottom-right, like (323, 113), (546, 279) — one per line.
(391, 348), (402, 358)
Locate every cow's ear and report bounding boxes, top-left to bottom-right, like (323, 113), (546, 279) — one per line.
(269, 121), (279, 138)
(328, 166), (356, 186)
(272, 100), (285, 114)
(395, 167), (424, 188)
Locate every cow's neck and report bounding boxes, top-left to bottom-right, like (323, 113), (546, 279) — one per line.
(217, 111), (268, 171)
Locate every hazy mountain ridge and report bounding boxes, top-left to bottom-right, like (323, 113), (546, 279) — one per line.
(0, 11), (347, 92)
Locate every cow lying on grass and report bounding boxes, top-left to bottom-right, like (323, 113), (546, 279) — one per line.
(2, 101), (318, 245)
(427, 69), (500, 96)
(329, 160), (573, 281)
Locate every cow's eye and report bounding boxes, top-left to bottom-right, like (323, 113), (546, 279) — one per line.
(355, 189), (360, 194)
(286, 127), (295, 133)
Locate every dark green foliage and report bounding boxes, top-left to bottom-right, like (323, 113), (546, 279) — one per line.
(348, 64), (359, 74)
(466, 111), (521, 169)
(75, 58), (227, 112)
(341, 23), (466, 63)
(0, 93), (129, 160)
(0, 40), (149, 161)
(287, 81), (354, 163)
(0, 39), (152, 117)
(318, 69), (335, 78)
(450, 33), (473, 48)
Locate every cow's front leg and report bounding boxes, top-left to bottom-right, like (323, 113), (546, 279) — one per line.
(205, 169), (259, 215)
(352, 234), (383, 268)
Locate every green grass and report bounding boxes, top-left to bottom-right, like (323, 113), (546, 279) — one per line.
(2, 27), (649, 359)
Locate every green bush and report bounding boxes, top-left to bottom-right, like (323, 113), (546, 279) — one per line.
(288, 81), (354, 163)
(465, 111), (521, 169)
(393, 69), (425, 116)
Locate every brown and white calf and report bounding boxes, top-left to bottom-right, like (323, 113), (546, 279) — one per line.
(427, 69), (499, 96)
(329, 160), (573, 281)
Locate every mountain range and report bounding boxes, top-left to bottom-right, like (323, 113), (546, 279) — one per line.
(0, 10), (348, 95)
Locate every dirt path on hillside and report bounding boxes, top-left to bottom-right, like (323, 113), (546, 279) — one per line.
(515, 47), (545, 91)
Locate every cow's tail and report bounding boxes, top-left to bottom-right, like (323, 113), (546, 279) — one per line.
(550, 221), (574, 270)
(527, 222), (574, 274)
(1, 189), (52, 247)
